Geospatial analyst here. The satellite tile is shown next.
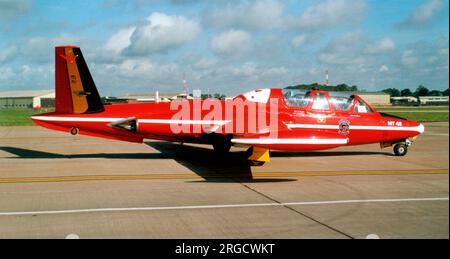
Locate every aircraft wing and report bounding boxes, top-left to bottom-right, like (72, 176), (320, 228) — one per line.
(231, 130), (349, 151)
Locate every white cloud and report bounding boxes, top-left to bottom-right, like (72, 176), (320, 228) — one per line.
(193, 57), (218, 69)
(20, 64), (51, 79)
(190, 61), (291, 93)
(0, 64), (52, 90)
(21, 34), (82, 62)
(125, 12), (201, 55)
(291, 35), (307, 48)
(319, 52), (365, 65)
(401, 50), (418, 66)
(92, 58), (182, 93)
(104, 59), (177, 79)
(261, 66), (288, 77)
(318, 32), (366, 65)
(364, 38), (396, 54)
(0, 0), (31, 21)
(0, 46), (17, 63)
(0, 66), (15, 80)
(105, 27), (136, 54)
(398, 0), (444, 28)
(210, 30), (251, 56)
(379, 65), (389, 72)
(288, 0), (367, 30)
(231, 62), (258, 77)
(400, 38), (448, 72)
(318, 33), (397, 68)
(207, 0), (284, 30)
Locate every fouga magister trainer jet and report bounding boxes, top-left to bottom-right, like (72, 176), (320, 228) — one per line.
(32, 46), (425, 165)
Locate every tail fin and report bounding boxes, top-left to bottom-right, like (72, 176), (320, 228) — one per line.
(55, 46), (104, 114)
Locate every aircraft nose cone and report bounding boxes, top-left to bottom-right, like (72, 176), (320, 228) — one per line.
(418, 123), (425, 134)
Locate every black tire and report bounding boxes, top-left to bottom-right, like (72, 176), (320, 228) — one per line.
(212, 140), (231, 154)
(70, 127), (79, 135)
(394, 143), (408, 156)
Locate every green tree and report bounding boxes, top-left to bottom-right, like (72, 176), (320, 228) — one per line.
(428, 90), (443, 96)
(442, 89), (449, 96)
(401, 88), (413, 96)
(335, 84), (349, 91)
(201, 94), (213, 99)
(213, 93), (226, 99)
(285, 83), (359, 92)
(414, 85), (430, 97)
(382, 88), (400, 97)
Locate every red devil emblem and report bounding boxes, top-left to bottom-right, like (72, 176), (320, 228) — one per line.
(60, 54), (78, 63)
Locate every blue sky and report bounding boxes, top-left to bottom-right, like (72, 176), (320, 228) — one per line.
(0, 0), (448, 96)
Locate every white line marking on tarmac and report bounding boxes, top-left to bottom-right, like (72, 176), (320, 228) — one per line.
(0, 197), (447, 216)
(366, 234), (380, 239)
(65, 234), (80, 239)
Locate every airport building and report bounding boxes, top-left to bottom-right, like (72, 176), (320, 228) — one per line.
(0, 89), (393, 108)
(0, 90), (55, 109)
(121, 92), (193, 103)
(355, 92), (391, 106)
(391, 96), (419, 105)
(419, 96), (449, 105)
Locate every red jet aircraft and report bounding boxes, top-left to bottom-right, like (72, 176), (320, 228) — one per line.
(32, 46), (424, 165)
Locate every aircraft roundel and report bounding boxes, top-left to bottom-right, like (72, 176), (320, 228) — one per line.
(339, 119), (350, 134)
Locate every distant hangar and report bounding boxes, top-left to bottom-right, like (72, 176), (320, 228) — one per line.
(354, 92), (391, 106)
(0, 90), (55, 109)
(0, 90), (392, 108)
(0, 89), (446, 109)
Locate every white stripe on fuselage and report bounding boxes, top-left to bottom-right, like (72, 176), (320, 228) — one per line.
(231, 138), (349, 145)
(138, 119), (230, 125)
(31, 116), (120, 122)
(31, 116), (424, 134)
(31, 116), (230, 125)
(286, 123), (425, 133)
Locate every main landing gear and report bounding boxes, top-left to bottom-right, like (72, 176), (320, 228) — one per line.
(212, 135), (232, 154)
(211, 137), (269, 166)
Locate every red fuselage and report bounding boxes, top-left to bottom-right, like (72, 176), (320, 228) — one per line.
(32, 88), (424, 152)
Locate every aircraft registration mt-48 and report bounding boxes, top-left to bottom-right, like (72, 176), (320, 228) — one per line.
(32, 46), (425, 165)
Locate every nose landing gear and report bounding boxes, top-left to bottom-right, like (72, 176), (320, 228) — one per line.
(393, 139), (412, 156)
(393, 143), (407, 156)
(381, 138), (413, 156)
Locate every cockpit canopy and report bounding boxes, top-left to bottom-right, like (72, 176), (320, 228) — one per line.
(282, 89), (373, 113)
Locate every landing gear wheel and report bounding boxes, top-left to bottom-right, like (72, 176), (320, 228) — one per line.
(70, 127), (79, 135)
(248, 160), (265, 166)
(394, 143), (408, 156)
(213, 141), (231, 154)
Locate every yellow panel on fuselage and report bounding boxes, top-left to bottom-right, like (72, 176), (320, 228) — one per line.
(65, 47), (88, 114)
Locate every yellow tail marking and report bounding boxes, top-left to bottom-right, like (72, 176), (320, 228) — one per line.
(249, 147), (270, 162)
(65, 47), (88, 113)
